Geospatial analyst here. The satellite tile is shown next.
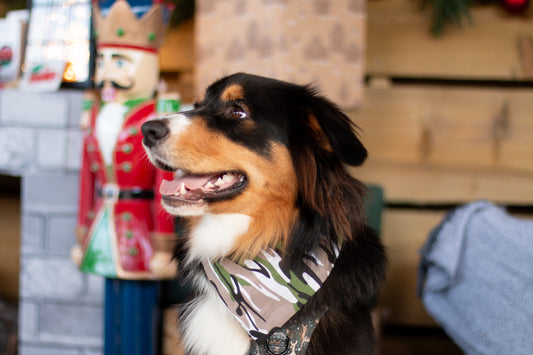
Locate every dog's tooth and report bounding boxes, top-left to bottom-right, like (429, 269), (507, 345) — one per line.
(222, 173), (234, 183)
(214, 177), (224, 186)
(179, 183), (187, 195)
(205, 181), (215, 188)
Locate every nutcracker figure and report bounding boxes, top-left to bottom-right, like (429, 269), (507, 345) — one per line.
(72, 0), (179, 280)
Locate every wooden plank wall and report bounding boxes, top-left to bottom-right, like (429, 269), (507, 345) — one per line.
(350, 0), (533, 326)
(159, 18), (196, 103)
(366, 0), (533, 80)
(0, 196), (20, 302)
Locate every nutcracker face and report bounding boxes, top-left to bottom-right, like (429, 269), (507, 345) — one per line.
(95, 47), (159, 103)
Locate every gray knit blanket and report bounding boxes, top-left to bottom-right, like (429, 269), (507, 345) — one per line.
(418, 201), (533, 355)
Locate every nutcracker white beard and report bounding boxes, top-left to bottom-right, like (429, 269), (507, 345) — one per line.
(95, 102), (127, 165)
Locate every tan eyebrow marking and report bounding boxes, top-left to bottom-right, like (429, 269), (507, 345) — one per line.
(221, 84), (245, 102)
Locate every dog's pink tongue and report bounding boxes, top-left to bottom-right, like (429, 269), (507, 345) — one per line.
(160, 174), (213, 195)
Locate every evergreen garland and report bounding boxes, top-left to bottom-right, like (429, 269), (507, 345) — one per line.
(422, 0), (473, 36)
(422, 0), (529, 36)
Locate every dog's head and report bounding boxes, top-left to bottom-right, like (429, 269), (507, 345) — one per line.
(142, 73), (367, 259)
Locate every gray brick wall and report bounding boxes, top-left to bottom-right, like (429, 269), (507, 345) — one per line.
(0, 90), (70, 128)
(0, 89), (104, 355)
(0, 127), (35, 171)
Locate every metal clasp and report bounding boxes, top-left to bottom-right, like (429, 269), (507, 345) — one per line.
(265, 330), (290, 355)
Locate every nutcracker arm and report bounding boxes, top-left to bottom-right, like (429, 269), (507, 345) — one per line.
(77, 135), (96, 233)
(147, 94), (181, 278)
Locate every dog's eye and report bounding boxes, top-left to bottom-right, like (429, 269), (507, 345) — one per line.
(229, 107), (247, 120)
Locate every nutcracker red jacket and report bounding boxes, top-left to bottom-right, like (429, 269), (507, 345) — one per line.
(77, 98), (174, 279)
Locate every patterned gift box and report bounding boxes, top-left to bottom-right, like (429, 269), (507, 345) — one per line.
(195, 0), (365, 108)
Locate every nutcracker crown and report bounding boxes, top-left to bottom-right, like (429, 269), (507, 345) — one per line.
(93, 0), (174, 53)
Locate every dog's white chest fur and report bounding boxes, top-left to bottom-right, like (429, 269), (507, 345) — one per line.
(187, 213), (252, 262)
(182, 288), (250, 355)
(180, 213), (253, 354)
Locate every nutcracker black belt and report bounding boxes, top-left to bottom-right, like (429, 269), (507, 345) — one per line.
(99, 183), (154, 201)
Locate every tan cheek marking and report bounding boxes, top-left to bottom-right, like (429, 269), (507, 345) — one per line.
(228, 144), (298, 259)
(165, 119), (299, 259)
(308, 114), (333, 152)
(166, 119), (265, 176)
(165, 119), (229, 170)
(221, 84), (245, 102)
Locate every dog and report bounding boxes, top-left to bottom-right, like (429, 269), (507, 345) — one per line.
(142, 73), (386, 355)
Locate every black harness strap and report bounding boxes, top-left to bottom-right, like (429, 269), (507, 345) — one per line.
(249, 306), (328, 355)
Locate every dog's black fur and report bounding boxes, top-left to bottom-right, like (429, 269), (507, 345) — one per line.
(143, 73), (386, 354)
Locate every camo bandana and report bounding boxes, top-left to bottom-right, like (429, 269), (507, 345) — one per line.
(201, 242), (340, 342)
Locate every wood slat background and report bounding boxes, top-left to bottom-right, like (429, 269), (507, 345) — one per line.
(355, 0), (533, 327)
(379, 209), (445, 326)
(159, 18), (195, 73)
(348, 85), (533, 206)
(353, 85), (533, 171)
(367, 0), (533, 80)
(0, 196), (20, 302)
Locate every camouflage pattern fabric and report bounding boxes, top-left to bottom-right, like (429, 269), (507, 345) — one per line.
(201, 242), (339, 342)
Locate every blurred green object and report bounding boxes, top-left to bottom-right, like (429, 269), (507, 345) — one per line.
(421, 0), (472, 36)
(365, 184), (384, 238)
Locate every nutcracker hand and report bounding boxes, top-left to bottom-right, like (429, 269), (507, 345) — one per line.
(150, 251), (178, 278)
(71, 245), (84, 266)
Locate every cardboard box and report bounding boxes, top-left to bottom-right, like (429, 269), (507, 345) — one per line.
(195, 0), (365, 108)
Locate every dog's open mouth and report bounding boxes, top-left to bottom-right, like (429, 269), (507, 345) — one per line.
(159, 168), (248, 205)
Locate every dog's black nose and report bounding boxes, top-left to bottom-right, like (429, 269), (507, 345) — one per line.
(142, 119), (169, 148)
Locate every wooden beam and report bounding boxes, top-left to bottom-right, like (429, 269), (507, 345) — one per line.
(351, 161), (533, 205)
(0, 197), (20, 301)
(348, 85), (533, 175)
(159, 18), (195, 73)
(367, 0), (533, 80)
(379, 209), (445, 326)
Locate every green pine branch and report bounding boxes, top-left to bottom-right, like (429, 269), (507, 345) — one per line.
(422, 0), (473, 36)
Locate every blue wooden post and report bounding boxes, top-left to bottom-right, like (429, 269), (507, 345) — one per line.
(104, 278), (161, 355)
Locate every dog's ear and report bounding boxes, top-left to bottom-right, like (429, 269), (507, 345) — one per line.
(302, 90), (367, 166)
(288, 88), (368, 250)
